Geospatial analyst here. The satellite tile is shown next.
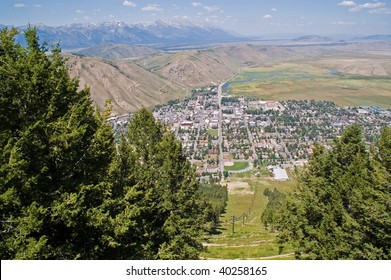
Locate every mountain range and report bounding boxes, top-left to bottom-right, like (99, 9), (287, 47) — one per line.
(7, 19), (242, 49)
(2, 20), (390, 51)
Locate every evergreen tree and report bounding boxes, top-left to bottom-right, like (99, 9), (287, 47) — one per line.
(0, 28), (115, 259)
(106, 108), (205, 259)
(276, 124), (391, 259)
(378, 127), (391, 172)
(261, 188), (286, 229)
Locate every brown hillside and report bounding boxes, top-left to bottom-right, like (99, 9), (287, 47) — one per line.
(136, 45), (301, 87)
(67, 55), (187, 115)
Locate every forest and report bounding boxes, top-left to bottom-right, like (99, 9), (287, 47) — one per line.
(263, 125), (391, 259)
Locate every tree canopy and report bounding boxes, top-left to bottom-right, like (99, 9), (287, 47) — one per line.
(0, 28), (210, 259)
(106, 108), (206, 259)
(276, 124), (391, 259)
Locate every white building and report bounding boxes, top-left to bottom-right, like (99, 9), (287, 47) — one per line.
(272, 168), (289, 181)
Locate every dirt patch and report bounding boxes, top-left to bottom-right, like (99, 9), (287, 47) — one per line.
(193, 161), (203, 167)
(226, 182), (253, 194)
(223, 153), (234, 160)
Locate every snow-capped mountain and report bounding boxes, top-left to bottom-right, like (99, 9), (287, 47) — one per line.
(12, 20), (240, 49)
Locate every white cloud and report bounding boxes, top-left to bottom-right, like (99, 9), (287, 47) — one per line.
(361, 2), (386, 9)
(142, 4), (163, 12)
(14, 3), (25, 8)
(349, 2), (386, 12)
(271, 8), (278, 12)
(369, 7), (391, 14)
(204, 5), (223, 13)
(123, 1), (136, 7)
(76, 9), (84, 14)
(263, 14), (273, 19)
(330, 21), (356, 25)
(108, 14), (115, 18)
(33, 4), (42, 8)
(338, 1), (356, 6)
(269, 22), (290, 26)
(192, 2), (203, 7)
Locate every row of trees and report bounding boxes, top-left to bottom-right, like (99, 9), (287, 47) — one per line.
(0, 28), (220, 259)
(267, 124), (391, 259)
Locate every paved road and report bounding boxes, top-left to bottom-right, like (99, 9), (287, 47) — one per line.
(244, 116), (258, 161)
(217, 81), (256, 178)
(217, 82), (224, 181)
(270, 115), (293, 161)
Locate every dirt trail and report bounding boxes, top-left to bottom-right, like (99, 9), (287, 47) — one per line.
(203, 239), (275, 248)
(203, 253), (295, 260)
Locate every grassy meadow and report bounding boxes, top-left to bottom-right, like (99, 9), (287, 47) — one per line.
(207, 129), (219, 137)
(225, 62), (391, 108)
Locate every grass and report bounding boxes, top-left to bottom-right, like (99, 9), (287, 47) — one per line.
(201, 172), (296, 260)
(224, 161), (249, 171)
(207, 129), (219, 137)
(226, 62), (391, 108)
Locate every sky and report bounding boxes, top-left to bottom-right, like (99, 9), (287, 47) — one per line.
(1, 0), (390, 36)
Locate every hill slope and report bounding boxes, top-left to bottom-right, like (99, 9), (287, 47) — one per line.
(67, 44), (299, 114)
(136, 45), (300, 87)
(75, 44), (159, 60)
(67, 55), (187, 115)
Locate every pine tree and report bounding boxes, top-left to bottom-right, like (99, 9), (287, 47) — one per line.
(378, 127), (391, 172)
(0, 28), (115, 259)
(107, 108), (205, 259)
(277, 124), (391, 259)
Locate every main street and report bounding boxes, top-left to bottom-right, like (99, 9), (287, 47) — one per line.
(217, 82), (224, 182)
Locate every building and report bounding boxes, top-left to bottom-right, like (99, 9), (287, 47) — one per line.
(272, 167), (289, 181)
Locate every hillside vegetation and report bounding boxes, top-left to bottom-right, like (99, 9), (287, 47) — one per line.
(275, 125), (391, 259)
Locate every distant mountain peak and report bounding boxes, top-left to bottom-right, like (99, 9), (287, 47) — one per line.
(293, 35), (332, 42)
(353, 34), (391, 41)
(12, 20), (240, 49)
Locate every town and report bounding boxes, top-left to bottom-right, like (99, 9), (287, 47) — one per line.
(109, 85), (391, 183)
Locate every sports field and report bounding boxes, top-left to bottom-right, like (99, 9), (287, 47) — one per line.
(224, 161), (249, 171)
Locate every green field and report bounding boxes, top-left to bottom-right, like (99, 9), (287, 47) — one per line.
(224, 161), (249, 171)
(225, 62), (391, 108)
(201, 173), (296, 260)
(207, 129), (218, 137)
